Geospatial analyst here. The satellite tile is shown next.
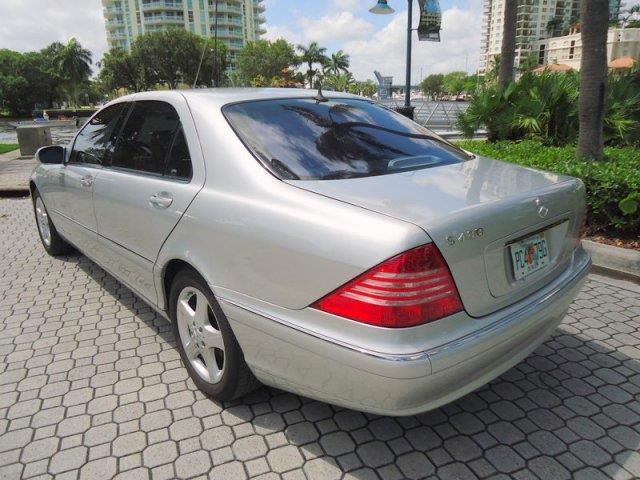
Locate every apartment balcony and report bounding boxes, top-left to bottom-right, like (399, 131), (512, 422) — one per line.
(256, 26), (267, 35)
(212, 28), (244, 39)
(106, 19), (126, 29)
(255, 15), (266, 24)
(212, 3), (243, 15)
(212, 16), (243, 27)
(110, 31), (129, 40)
(254, 2), (266, 13)
(222, 39), (245, 50)
(142, 1), (184, 11)
(144, 14), (185, 24)
(104, 6), (124, 16)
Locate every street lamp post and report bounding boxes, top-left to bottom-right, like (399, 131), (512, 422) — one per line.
(369, 0), (414, 118)
(370, 0), (441, 119)
(213, 0), (219, 87)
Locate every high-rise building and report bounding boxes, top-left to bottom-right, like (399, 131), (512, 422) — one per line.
(478, 0), (621, 74)
(102, 0), (266, 67)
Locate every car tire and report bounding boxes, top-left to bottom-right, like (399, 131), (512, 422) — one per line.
(32, 189), (74, 256)
(169, 268), (259, 401)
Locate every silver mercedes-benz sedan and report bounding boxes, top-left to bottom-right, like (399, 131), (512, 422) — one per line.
(30, 89), (591, 415)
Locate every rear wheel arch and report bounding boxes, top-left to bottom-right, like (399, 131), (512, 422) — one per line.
(162, 259), (209, 314)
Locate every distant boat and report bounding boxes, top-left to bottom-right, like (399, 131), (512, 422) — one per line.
(9, 118), (85, 129)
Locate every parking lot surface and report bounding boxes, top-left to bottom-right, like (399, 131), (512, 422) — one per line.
(1, 197), (640, 480)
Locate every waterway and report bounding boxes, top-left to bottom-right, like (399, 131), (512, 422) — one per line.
(0, 119), (81, 145)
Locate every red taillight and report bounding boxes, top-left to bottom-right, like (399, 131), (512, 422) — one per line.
(312, 244), (463, 328)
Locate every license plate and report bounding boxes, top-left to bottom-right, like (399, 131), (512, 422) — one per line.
(510, 233), (549, 280)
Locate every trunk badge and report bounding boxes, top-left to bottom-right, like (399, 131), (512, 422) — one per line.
(536, 198), (549, 218)
(446, 228), (484, 246)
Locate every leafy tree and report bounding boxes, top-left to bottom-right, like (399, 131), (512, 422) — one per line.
(443, 71), (468, 95)
(238, 39), (298, 85)
(99, 48), (152, 93)
(462, 75), (479, 94)
(420, 74), (444, 99)
(131, 29), (227, 89)
(577, 0), (609, 160)
(619, 4), (640, 27)
(0, 48), (59, 115)
(546, 17), (564, 37)
(296, 41), (328, 88)
(57, 38), (93, 106)
(324, 50), (350, 76)
(323, 72), (354, 92)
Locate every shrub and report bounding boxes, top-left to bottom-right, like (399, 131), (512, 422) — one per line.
(456, 139), (640, 239)
(458, 69), (640, 148)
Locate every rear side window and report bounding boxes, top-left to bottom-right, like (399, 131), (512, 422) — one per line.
(111, 101), (182, 176)
(164, 127), (192, 180)
(71, 103), (127, 165)
(223, 98), (471, 180)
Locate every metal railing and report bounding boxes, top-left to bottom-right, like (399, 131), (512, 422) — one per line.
(379, 99), (469, 131)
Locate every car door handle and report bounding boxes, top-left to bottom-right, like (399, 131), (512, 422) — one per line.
(80, 175), (94, 187)
(149, 192), (173, 209)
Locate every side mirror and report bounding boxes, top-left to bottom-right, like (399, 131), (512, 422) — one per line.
(36, 145), (65, 164)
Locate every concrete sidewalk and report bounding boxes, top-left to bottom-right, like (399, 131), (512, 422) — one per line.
(0, 149), (36, 193)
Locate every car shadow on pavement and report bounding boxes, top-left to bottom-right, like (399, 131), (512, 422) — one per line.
(70, 253), (640, 480)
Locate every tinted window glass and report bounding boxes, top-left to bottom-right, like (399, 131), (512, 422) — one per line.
(223, 98), (471, 180)
(111, 101), (180, 175)
(71, 103), (127, 165)
(164, 127), (192, 180)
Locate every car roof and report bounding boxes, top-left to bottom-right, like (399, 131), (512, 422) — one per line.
(110, 88), (365, 108)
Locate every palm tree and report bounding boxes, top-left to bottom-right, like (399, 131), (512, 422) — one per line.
(546, 17), (564, 37)
(577, 0), (609, 160)
(58, 38), (92, 106)
(498, 0), (517, 88)
(324, 50), (350, 76)
(296, 41), (328, 88)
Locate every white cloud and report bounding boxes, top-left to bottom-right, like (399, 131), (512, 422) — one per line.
(344, 6), (481, 82)
(264, 24), (303, 45)
(0, 0), (108, 70)
(264, 2), (482, 83)
(329, 0), (360, 12)
(298, 11), (375, 43)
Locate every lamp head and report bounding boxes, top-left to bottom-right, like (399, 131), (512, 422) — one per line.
(369, 0), (395, 14)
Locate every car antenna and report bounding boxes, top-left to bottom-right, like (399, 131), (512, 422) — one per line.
(314, 76), (328, 103)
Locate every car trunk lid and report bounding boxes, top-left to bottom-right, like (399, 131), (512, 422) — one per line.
(288, 156), (585, 317)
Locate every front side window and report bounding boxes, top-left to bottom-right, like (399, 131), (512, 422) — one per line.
(70, 103), (127, 165)
(110, 101), (182, 175)
(223, 98), (472, 180)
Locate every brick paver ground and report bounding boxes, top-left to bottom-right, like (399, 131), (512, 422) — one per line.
(1, 197), (639, 480)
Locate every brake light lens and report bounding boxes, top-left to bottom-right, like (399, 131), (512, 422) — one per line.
(312, 244), (463, 328)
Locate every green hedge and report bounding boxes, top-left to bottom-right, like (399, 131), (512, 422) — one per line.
(456, 140), (640, 239)
(0, 143), (19, 155)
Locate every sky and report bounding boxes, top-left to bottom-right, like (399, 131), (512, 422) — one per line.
(0, 0), (483, 83)
(0, 0), (635, 84)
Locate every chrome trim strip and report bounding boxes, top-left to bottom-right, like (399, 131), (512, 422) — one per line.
(219, 256), (591, 364)
(219, 298), (430, 363)
(426, 255), (591, 359)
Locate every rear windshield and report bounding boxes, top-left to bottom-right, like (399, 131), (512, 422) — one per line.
(223, 98), (471, 180)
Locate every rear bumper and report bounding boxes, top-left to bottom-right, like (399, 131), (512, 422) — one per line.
(220, 251), (591, 416)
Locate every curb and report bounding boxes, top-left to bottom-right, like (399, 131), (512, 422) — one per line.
(582, 239), (640, 283)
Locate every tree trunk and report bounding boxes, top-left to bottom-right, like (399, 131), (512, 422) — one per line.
(577, 0), (609, 160)
(498, 0), (518, 88)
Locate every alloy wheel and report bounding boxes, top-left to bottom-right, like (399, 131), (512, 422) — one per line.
(35, 197), (51, 247)
(176, 286), (226, 384)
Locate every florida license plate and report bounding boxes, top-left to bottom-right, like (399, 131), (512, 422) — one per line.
(510, 233), (549, 280)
